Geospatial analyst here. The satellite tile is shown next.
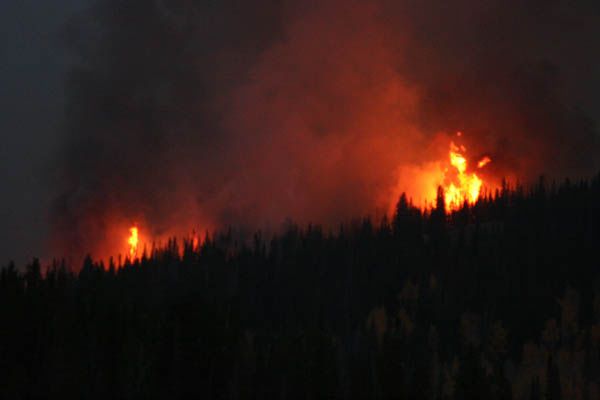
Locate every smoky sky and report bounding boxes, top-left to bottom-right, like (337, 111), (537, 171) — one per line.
(0, 0), (92, 265)
(4, 0), (600, 262)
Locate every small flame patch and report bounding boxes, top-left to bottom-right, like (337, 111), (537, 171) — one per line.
(128, 226), (139, 258)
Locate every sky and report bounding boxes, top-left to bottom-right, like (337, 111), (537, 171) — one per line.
(0, 0), (91, 264)
(2, 0), (600, 265)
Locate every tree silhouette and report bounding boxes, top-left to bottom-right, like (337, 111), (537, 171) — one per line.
(0, 175), (599, 398)
(546, 355), (562, 400)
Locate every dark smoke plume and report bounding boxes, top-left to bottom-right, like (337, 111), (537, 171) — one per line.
(52, 0), (600, 259)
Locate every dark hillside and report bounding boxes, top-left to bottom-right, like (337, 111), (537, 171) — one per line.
(2, 176), (600, 399)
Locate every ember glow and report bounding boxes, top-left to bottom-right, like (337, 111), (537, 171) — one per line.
(128, 226), (139, 258)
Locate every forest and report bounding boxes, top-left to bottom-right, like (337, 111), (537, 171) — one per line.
(1, 176), (600, 399)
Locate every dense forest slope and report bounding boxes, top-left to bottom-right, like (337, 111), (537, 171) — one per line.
(2, 176), (600, 399)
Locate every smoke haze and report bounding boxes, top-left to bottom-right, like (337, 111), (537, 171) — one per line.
(51, 0), (600, 259)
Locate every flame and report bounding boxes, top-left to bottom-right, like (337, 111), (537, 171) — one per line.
(389, 133), (497, 214)
(128, 226), (139, 258)
(477, 156), (491, 169)
(442, 141), (490, 211)
(192, 232), (199, 251)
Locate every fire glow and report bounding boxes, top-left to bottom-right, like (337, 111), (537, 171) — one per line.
(121, 135), (493, 258)
(390, 132), (496, 214)
(123, 226), (203, 260)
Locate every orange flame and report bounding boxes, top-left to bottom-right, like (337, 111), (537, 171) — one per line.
(389, 133), (496, 214)
(192, 232), (199, 251)
(128, 226), (139, 258)
(477, 156), (491, 169)
(443, 141), (490, 211)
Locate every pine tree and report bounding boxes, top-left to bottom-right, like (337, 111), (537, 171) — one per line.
(546, 355), (561, 400)
(530, 376), (541, 400)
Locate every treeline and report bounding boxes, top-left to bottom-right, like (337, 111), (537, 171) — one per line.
(2, 176), (600, 399)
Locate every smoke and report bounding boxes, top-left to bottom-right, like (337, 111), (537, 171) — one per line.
(52, 0), (600, 258)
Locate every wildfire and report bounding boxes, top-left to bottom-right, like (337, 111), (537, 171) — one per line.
(128, 226), (139, 258)
(389, 132), (496, 215)
(442, 140), (491, 211)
